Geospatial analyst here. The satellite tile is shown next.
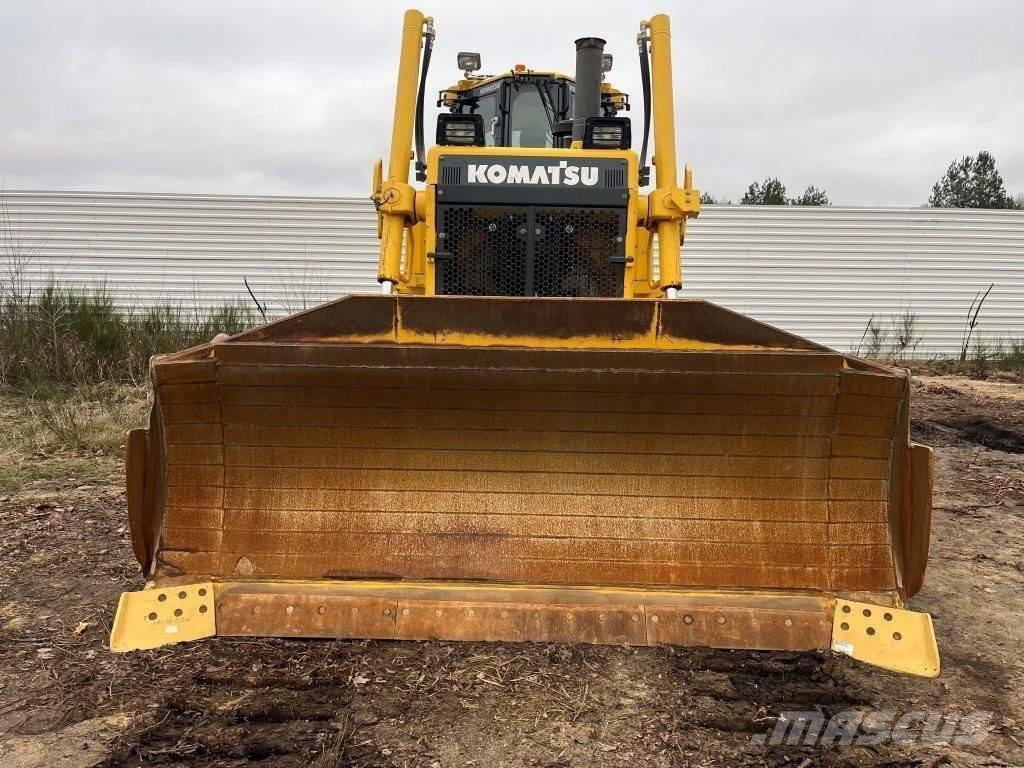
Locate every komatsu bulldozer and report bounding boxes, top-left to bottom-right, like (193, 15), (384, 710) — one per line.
(111, 10), (939, 676)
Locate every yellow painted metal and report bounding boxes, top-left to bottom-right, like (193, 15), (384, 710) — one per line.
(830, 599), (940, 678)
(402, 221), (427, 290)
(370, 157), (383, 238)
(422, 181), (437, 295)
(441, 73), (626, 108)
(646, 14), (681, 290)
(440, 74), (627, 124)
(110, 582), (216, 652)
(260, 294), (795, 352)
(444, 70), (574, 94)
(377, 8), (428, 286)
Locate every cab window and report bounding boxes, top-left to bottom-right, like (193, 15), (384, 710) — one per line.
(508, 86), (552, 148)
(466, 91), (499, 146)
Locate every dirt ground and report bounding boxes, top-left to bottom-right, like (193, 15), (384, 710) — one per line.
(1, 375), (1021, 768)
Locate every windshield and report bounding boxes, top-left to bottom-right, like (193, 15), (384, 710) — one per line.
(508, 85), (553, 148)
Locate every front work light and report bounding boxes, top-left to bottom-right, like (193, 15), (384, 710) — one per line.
(601, 53), (613, 73)
(582, 116), (631, 150)
(457, 51), (481, 73)
(436, 113), (485, 146)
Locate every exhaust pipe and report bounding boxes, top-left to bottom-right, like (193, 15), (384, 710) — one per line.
(571, 36), (605, 142)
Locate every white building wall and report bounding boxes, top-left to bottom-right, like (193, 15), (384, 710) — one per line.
(3, 190), (1023, 354)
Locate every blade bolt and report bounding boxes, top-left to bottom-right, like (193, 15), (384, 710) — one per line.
(534, 228), (542, 235)
(488, 222), (497, 232)
(565, 225), (574, 234)
(614, 235), (623, 243)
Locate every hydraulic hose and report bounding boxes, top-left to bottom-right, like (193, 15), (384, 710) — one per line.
(414, 23), (434, 182)
(637, 29), (652, 187)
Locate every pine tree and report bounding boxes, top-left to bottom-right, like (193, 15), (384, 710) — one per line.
(741, 178), (787, 205)
(740, 179), (831, 206)
(928, 151), (1016, 209)
(789, 185), (831, 206)
(700, 192), (734, 205)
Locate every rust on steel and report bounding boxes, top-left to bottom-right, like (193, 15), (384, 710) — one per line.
(211, 581), (834, 652)
(126, 295), (932, 650)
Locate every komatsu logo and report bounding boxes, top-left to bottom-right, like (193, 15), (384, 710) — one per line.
(467, 161), (599, 186)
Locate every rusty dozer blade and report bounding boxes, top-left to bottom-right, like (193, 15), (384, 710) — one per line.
(114, 296), (937, 676)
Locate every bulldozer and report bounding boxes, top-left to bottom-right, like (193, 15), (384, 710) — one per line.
(111, 10), (939, 677)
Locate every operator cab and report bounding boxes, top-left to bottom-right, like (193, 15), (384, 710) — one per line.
(437, 59), (629, 150)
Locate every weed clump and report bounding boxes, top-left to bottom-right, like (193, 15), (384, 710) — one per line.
(0, 283), (256, 387)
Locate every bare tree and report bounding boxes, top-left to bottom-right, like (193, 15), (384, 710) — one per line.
(890, 309), (922, 362)
(275, 245), (338, 316)
(1, 188), (51, 305)
(0, 189), (61, 385)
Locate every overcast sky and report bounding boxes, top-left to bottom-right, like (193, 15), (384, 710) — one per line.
(1, 1), (1021, 205)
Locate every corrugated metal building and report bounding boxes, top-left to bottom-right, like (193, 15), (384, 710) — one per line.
(2, 190), (1022, 354)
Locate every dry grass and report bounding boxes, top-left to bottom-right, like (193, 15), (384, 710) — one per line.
(0, 384), (148, 492)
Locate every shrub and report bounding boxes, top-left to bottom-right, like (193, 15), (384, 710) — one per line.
(0, 282), (257, 388)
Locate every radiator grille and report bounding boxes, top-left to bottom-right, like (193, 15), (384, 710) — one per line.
(533, 208), (622, 297)
(437, 205), (625, 297)
(438, 207), (529, 296)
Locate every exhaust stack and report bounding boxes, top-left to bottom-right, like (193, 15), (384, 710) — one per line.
(571, 36), (605, 142)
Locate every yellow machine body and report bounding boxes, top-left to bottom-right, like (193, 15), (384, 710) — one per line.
(113, 10), (938, 676)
